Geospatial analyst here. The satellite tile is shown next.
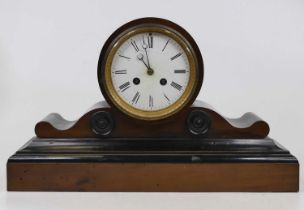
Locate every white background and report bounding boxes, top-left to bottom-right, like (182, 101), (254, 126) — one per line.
(0, 0), (303, 209)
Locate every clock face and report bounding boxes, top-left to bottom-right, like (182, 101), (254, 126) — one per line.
(111, 32), (190, 111)
(98, 19), (203, 121)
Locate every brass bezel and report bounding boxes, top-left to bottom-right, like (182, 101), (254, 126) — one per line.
(103, 25), (199, 120)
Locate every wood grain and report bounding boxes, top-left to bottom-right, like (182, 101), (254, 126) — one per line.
(7, 162), (299, 192)
(35, 101), (270, 138)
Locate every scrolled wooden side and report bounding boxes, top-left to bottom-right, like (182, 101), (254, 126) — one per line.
(35, 100), (269, 139)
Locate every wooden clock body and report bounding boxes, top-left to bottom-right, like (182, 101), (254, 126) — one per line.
(7, 18), (299, 192)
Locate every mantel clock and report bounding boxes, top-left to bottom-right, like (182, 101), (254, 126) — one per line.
(7, 18), (299, 192)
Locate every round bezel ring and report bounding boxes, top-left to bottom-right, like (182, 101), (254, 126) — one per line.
(98, 18), (204, 121)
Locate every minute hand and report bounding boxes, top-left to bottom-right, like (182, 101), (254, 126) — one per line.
(143, 44), (151, 68)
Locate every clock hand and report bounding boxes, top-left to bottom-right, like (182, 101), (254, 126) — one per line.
(137, 53), (149, 69)
(137, 53), (154, 75)
(142, 44), (151, 69)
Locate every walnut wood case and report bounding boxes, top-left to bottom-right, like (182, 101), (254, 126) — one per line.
(7, 101), (299, 192)
(6, 17), (299, 192)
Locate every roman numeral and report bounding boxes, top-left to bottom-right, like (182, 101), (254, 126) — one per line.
(119, 81), (130, 92)
(131, 40), (139, 52)
(170, 81), (182, 91)
(170, 52), (182, 61)
(148, 33), (153, 48)
(162, 39), (169, 52)
(164, 94), (170, 103)
(113, 70), (127, 74)
(132, 91), (140, 104)
(149, 95), (153, 108)
(118, 54), (131, 60)
(174, 69), (186, 74)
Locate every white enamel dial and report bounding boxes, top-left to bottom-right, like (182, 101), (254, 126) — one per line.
(111, 32), (190, 111)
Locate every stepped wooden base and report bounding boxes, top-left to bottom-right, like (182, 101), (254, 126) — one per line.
(7, 137), (299, 192)
(7, 101), (299, 192)
(7, 162), (298, 192)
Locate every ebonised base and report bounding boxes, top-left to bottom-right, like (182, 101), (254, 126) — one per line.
(7, 137), (299, 192)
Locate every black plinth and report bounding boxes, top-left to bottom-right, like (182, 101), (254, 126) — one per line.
(7, 137), (299, 192)
(8, 137), (298, 163)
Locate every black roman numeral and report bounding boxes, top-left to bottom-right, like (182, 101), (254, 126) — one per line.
(142, 35), (146, 45)
(118, 54), (131, 60)
(149, 95), (153, 108)
(132, 91), (140, 104)
(113, 70), (127, 74)
(162, 39), (170, 52)
(170, 81), (182, 91)
(164, 94), (170, 103)
(148, 33), (153, 48)
(119, 81), (130, 92)
(174, 69), (186, 74)
(170, 52), (182, 61)
(131, 40), (139, 52)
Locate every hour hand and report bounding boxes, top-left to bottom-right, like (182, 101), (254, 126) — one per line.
(137, 53), (149, 69)
(137, 53), (154, 75)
